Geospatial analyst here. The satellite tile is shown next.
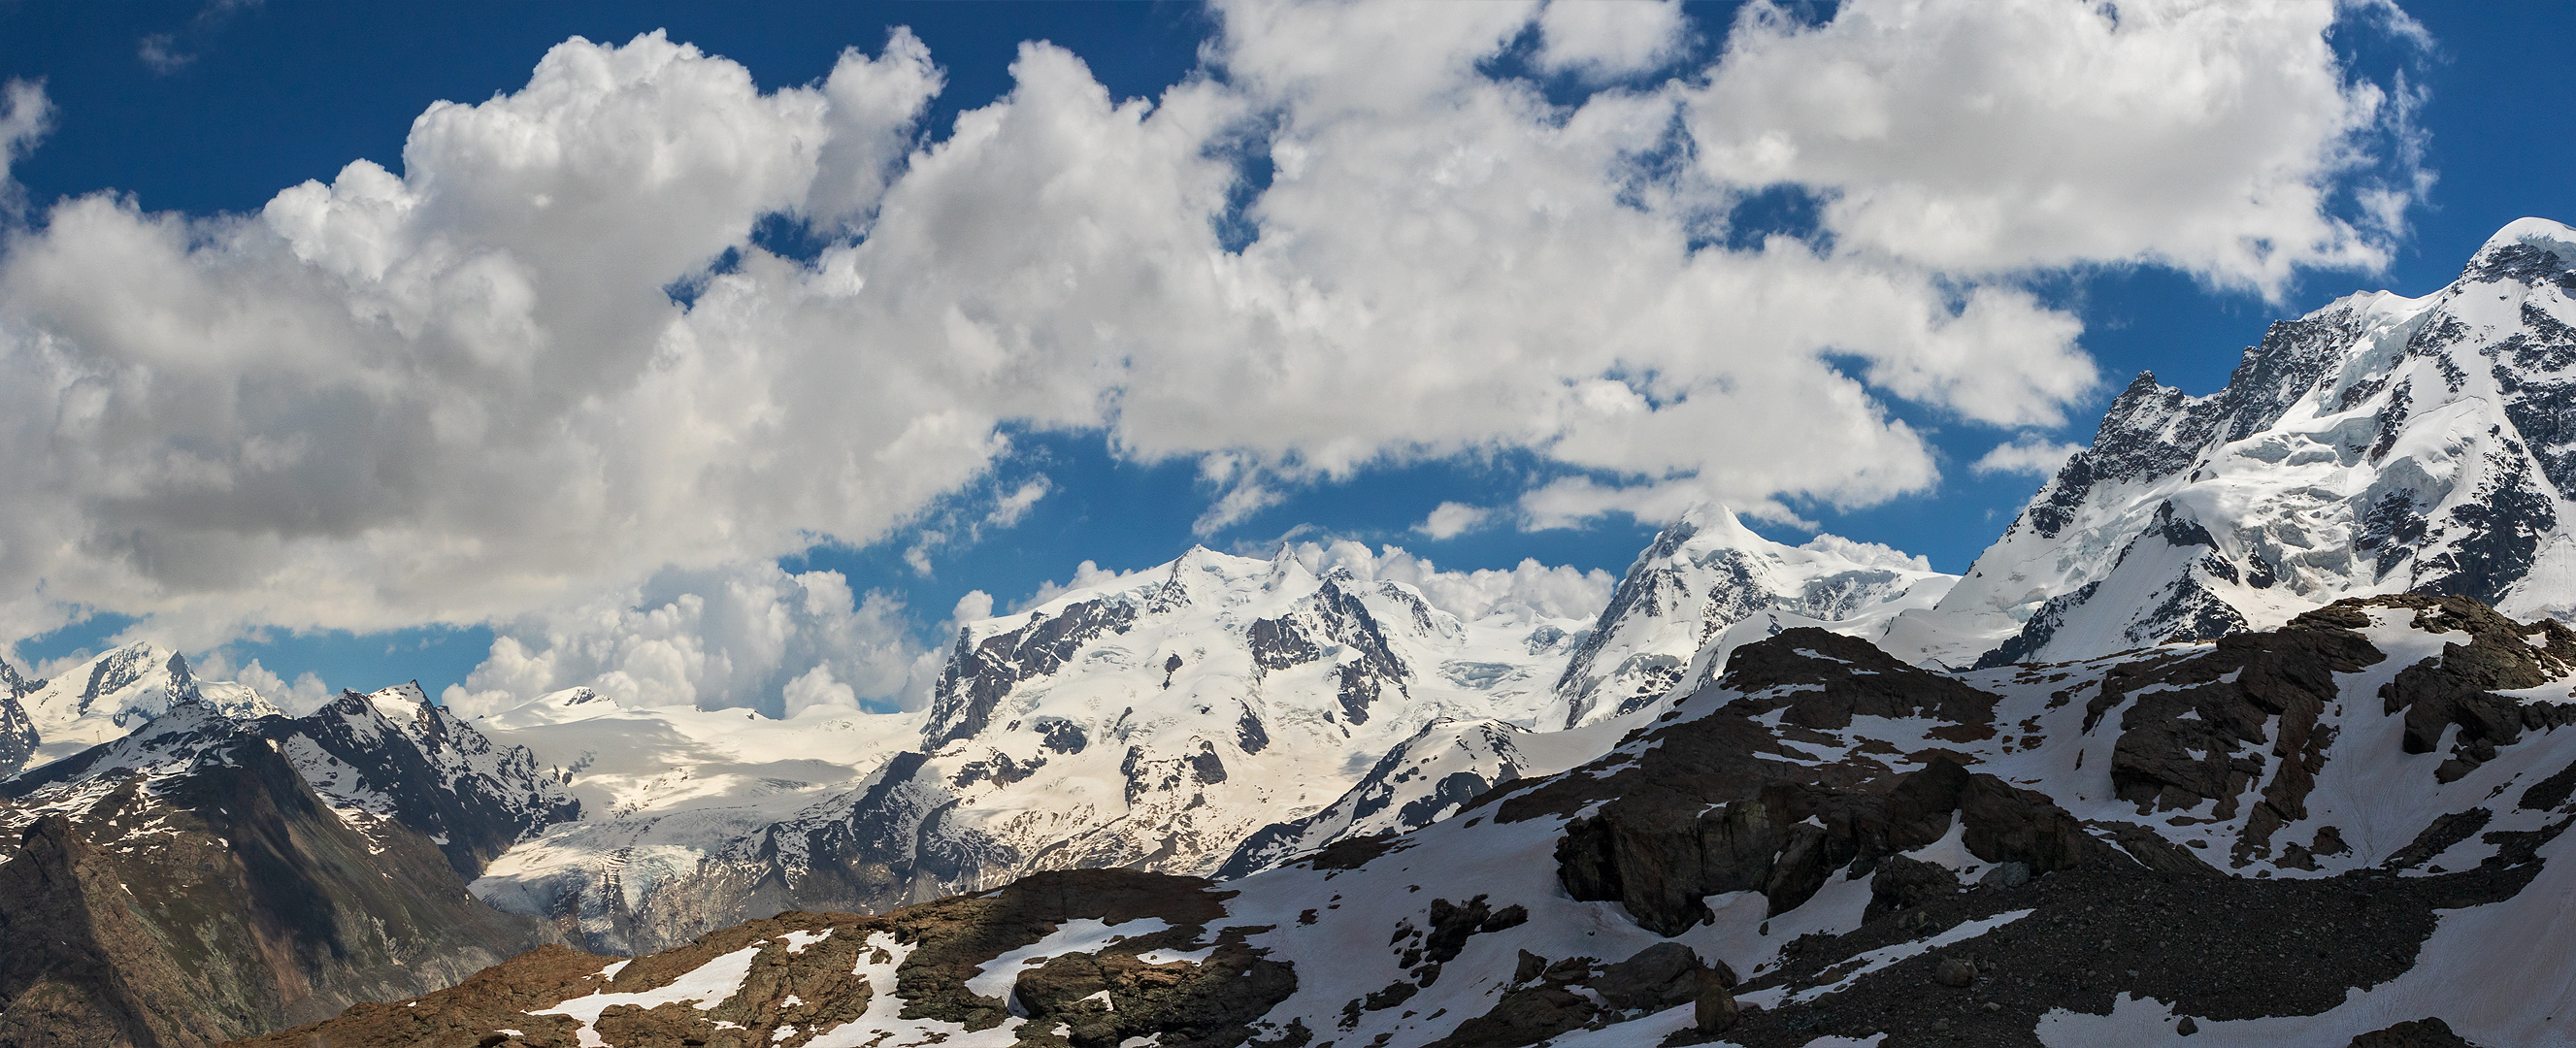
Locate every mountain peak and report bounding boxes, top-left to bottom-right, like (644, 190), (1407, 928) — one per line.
(2479, 215), (2576, 259)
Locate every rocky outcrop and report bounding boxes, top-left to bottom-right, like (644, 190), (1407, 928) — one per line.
(1554, 754), (2123, 934)
(2350, 1017), (2485, 1048)
(2371, 596), (2576, 782)
(2079, 604), (2388, 865)
(1533, 629), (2096, 934)
(925, 597), (1140, 747)
(230, 869), (1293, 1048)
(1430, 942), (1730, 1048)
(0, 660), (34, 779)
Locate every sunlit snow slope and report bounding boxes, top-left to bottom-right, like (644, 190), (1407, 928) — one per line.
(471, 543), (1605, 954)
(1931, 217), (2576, 668)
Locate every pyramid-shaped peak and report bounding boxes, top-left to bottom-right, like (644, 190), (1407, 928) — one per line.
(1671, 502), (1760, 540)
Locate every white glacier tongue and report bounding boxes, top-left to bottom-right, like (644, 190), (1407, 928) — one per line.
(1550, 503), (1956, 727)
(1935, 216), (2576, 668)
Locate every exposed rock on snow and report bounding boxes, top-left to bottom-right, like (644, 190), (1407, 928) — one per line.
(9, 641), (280, 770)
(1550, 504), (1956, 728)
(472, 544), (1602, 955)
(1938, 218), (2576, 668)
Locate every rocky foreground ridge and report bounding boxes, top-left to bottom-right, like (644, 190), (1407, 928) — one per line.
(236, 596), (2576, 1047)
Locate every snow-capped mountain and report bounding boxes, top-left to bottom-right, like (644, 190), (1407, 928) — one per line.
(259, 594), (2576, 1048)
(469, 544), (1603, 955)
(1931, 217), (2576, 668)
(6, 641), (280, 771)
(280, 683), (583, 875)
(0, 683), (573, 1043)
(1551, 503), (1956, 728)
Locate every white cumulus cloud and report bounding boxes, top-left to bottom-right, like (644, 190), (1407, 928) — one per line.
(1971, 435), (2086, 479)
(0, 2), (2434, 714)
(1536, 0), (1689, 81)
(439, 560), (932, 717)
(1684, 0), (2428, 296)
(1415, 502), (1493, 540)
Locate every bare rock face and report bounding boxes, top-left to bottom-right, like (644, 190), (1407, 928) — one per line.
(0, 729), (554, 1047)
(1544, 629), (2119, 934)
(0, 661), (36, 779)
(1431, 942), (1723, 1048)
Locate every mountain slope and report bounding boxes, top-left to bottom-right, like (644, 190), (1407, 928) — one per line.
(470, 545), (1603, 956)
(1550, 504), (1955, 728)
(270, 683), (582, 876)
(0, 685), (578, 1046)
(238, 596), (2576, 1048)
(1932, 217), (2576, 668)
(0, 704), (558, 1046)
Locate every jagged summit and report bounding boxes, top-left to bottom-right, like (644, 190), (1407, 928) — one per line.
(1550, 502), (1955, 727)
(7, 640), (280, 772)
(1924, 216), (2576, 668)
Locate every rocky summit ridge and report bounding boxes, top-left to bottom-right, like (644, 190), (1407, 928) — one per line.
(17, 219), (2576, 1047)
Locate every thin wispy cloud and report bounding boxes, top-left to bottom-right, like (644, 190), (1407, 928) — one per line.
(137, 0), (262, 75)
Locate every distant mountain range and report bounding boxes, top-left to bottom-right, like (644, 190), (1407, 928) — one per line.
(16, 217), (2576, 1047)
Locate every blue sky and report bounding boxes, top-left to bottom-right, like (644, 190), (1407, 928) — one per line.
(1, 1), (2564, 711)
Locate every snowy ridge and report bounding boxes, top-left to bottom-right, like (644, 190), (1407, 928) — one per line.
(3, 677), (576, 879)
(9, 641), (281, 769)
(1552, 503), (1956, 727)
(1933, 217), (2576, 668)
(470, 543), (1603, 954)
(277, 683), (581, 873)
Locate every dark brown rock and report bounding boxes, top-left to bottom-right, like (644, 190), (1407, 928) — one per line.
(1866, 855), (1960, 925)
(1692, 968), (1738, 1035)
(2349, 1016), (2482, 1048)
(1594, 943), (1704, 1011)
